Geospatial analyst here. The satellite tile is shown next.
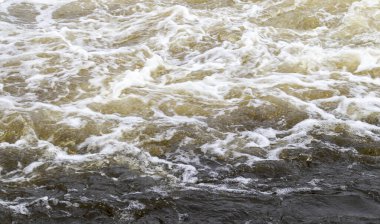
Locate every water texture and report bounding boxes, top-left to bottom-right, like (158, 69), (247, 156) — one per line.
(0, 0), (380, 223)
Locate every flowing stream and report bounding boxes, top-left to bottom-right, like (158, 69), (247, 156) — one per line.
(0, 0), (380, 223)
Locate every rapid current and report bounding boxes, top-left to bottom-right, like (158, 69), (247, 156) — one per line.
(0, 0), (380, 223)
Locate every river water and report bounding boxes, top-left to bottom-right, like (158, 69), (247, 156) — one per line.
(0, 0), (380, 223)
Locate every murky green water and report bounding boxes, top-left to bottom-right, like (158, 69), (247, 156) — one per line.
(0, 0), (380, 223)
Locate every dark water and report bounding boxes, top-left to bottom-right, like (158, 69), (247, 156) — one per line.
(1, 147), (380, 223)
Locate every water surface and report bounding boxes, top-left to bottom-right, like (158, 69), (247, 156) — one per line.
(0, 0), (380, 223)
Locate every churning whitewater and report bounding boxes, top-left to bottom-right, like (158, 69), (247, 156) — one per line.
(0, 0), (380, 223)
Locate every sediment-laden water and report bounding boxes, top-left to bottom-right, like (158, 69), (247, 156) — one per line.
(0, 0), (380, 223)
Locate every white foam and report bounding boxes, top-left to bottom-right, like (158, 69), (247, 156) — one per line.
(0, 200), (30, 215)
(23, 161), (44, 174)
(1, 0), (380, 187)
(241, 131), (271, 148)
(275, 187), (322, 195)
(58, 117), (86, 128)
(200, 133), (236, 156)
(8, 203), (30, 215)
(223, 177), (255, 185)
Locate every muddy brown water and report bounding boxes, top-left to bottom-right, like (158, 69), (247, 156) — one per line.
(0, 0), (380, 223)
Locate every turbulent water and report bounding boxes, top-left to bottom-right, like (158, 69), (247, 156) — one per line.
(0, 0), (380, 223)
